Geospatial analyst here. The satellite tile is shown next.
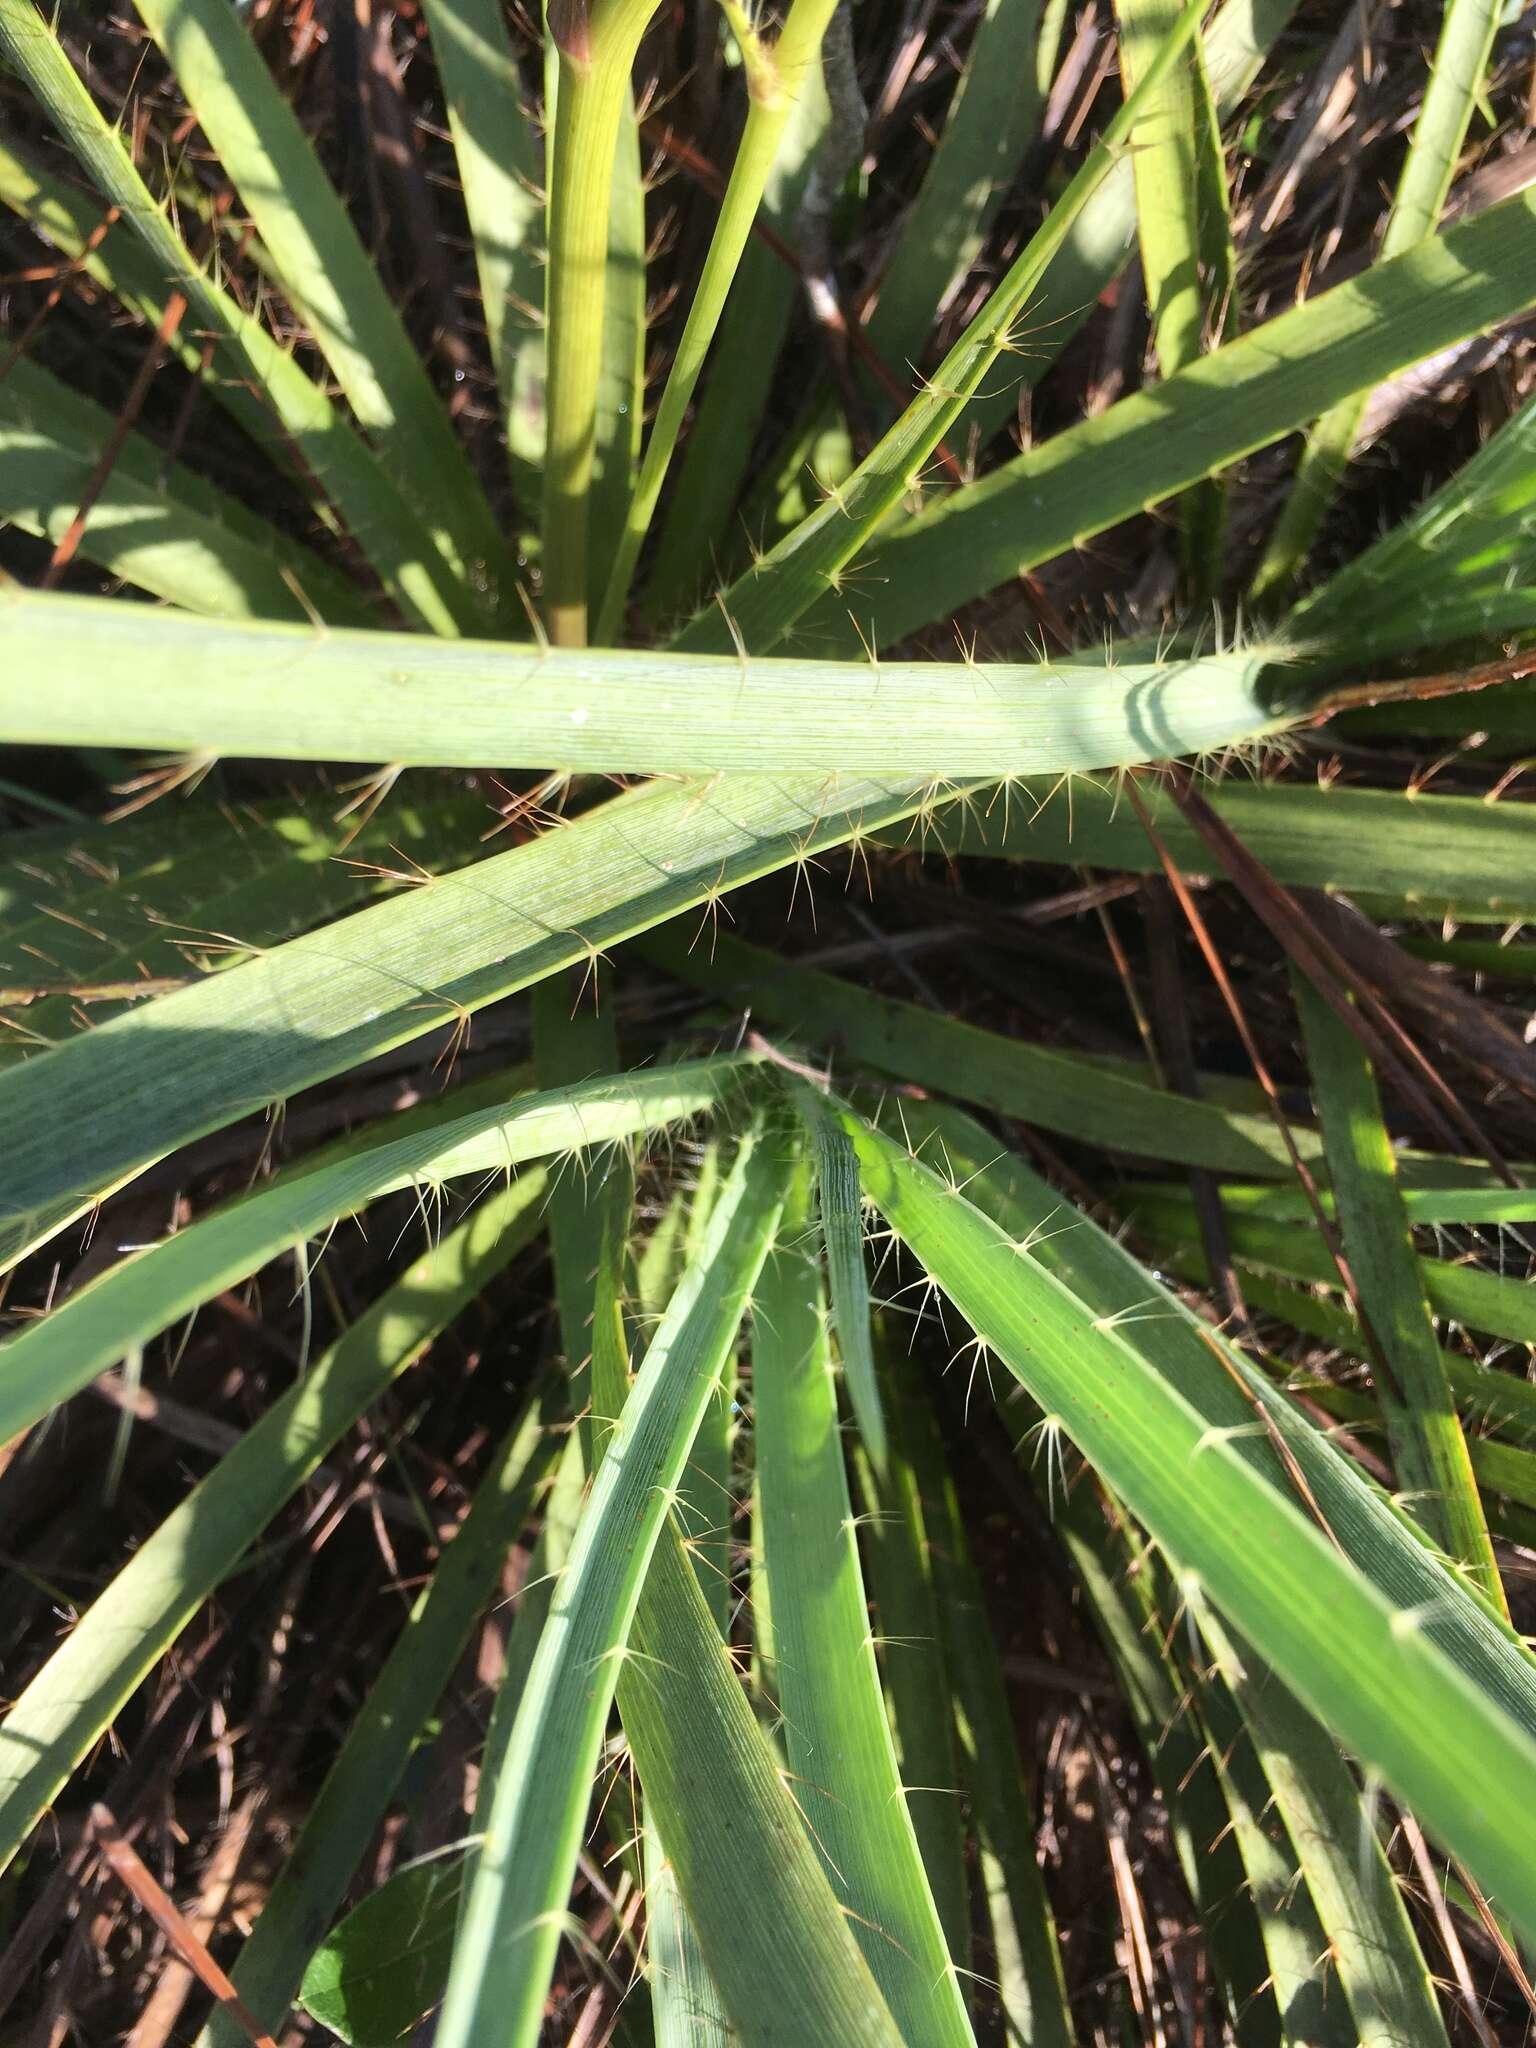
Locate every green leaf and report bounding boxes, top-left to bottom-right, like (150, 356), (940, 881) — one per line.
(417, 0), (545, 503)
(942, 0), (1299, 463)
(0, 591), (1293, 774)
(588, 92), (647, 620)
(796, 1088), (885, 1468)
(595, 0), (843, 637)
(0, 1177), (546, 1875)
(0, 0), (482, 635)
(641, 62), (829, 627)
(1183, 1631), (1356, 2046)
(0, 355), (372, 622)
(905, 773), (1536, 926)
(204, 1377), (561, 2048)
(0, 787), (490, 1065)
(573, 1054), (733, 2048)
(0, 427), (298, 625)
(301, 1858), (463, 2047)
(1196, 1603), (1453, 2048)
(0, 1056), (743, 1450)
(642, 925), (1317, 1176)
(1251, 0), (1502, 601)
(0, 136), (321, 509)
(669, 0), (1212, 656)
(875, 1099), (1536, 1722)
(0, 769), (938, 1256)
(1135, 1224), (1536, 1463)
(860, 0), (1058, 384)
(840, 1104), (1536, 1935)
(1294, 974), (1503, 1609)
(1130, 1186), (1536, 1372)
(1292, 380), (1536, 666)
(792, 182), (1536, 651)
(854, 1344), (971, 1977)
(434, 1123), (790, 2048)
(534, 971), (627, 1465)
(892, 1358), (1075, 2048)
(615, 1511), (907, 2047)
(586, 1155), (909, 2048)
(301, 1438), (592, 2047)
(752, 1192), (975, 2044)
(127, 0), (516, 617)
(1113, 0), (1234, 596)
(539, 0), (664, 642)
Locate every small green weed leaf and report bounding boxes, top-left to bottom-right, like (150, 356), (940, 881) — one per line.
(301, 1859), (463, 2046)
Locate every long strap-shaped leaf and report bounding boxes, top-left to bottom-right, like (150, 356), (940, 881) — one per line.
(435, 1124), (790, 2048)
(617, 1518), (908, 2047)
(0, 598), (1277, 1253)
(1130, 1194), (1536, 1373)
(840, 1107), (1536, 1934)
(920, 0), (1299, 468)
(853, 1351), (971, 1972)
(913, 773), (1536, 927)
(1132, 1221), (1536, 1466)
(754, 1198), (975, 2044)
(669, 0), (1210, 657)
(1292, 381), (1536, 665)
(642, 926), (1315, 1176)
(298, 1435), (591, 2047)
(0, 137), (316, 510)
(0, 0), (483, 636)
(1295, 976), (1504, 1609)
(0, 774), (937, 1257)
(640, 66), (829, 628)
(594, 0), (844, 638)
(1196, 1604), (1453, 2048)
(791, 182), (1536, 653)
(1113, 0), (1233, 597)
(201, 1380), (561, 2048)
(416, 0), (545, 504)
(600, 1166), (903, 2047)
(0, 591), (1293, 774)
(0, 615), (1289, 1251)
(0, 1058), (743, 1450)
(883, 1098), (1536, 1732)
(1183, 1628), (1357, 2046)
(0, 357), (370, 624)
(669, 3), (1223, 655)
(0, 1176), (545, 1873)
(1251, 0), (1501, 600)
(564, 1025), (735, 2043)
(126, 0), (515, 613)
(0, 787), (492, 1065)
(795, 1092), (886, 1466)
(893, 1351), (1075, 2048)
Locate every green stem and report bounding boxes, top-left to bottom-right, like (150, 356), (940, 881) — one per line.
(543, 19), (653, 645)
(594, 0), (842, 643)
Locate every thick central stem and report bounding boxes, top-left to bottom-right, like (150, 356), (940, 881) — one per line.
(542, 39), (641, 647)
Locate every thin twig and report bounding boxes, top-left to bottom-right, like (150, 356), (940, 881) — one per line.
(92, 1803), (281, 2048)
